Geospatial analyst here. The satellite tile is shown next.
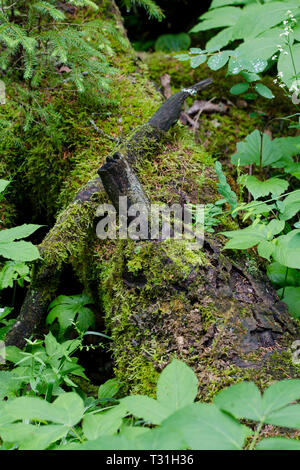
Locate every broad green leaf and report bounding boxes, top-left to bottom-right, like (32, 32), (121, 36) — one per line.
(46, 293), (94, 334)
(273, 230), (300, 269)
(135, 426), (186, 450)
(0, 224), (42, 243)
(254, 83), (274, 99)
(222, 220), (284, 250)
(157, 359), (198, 414)
(256, 437), (300, 450)
(262, 379), (300, 415)
(232, 2), (299, 40)
(121, 395), (169, 425)
(191, 7), (242, 32)
(228, 56), (267, 75)
(214, 382), (263, 421)
(64, 434), (137, 450)
(82, 404), (127, 440)
(0, 371), (23, 400)
(241, 71), (260, 82)
(4, 396), (60, 423)
(267, 262), (300, 288)
(278, 190), (300, 221)
(4, 392), (84, 426)
(0, 422), (68, 450)
(190, 55), (206, 68)
(230, 82), (249, 95)
(206, 26), (234, 51)
(207, 52), (229, 70)
(232, 130), (282, 167)
(0, 241), (41, 262)
(215, 161), (238, 209)
(277, 286), (300, 318)
(257, 240), (274, 261)
(278, 43), (300, 88)
(244, 176), (288, 200)
(0, 179), (10, 194)
(98, 378), (122, 399)
(233, 32), (284, 62)
(0, 261), (30, 289)
(162, 403), (252, 450)
(51, 392), (85, 426)
(265, 404), (300, 429)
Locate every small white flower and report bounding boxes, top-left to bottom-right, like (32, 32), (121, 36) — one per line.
(273, 79), (278, 83)
(272, 55), (277, 60)
(278, 71), (284, 78)
(0, 308), (4, 314)
(284, 51), (288, 55)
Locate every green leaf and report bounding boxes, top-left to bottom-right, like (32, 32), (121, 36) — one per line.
(191, 7), (243, 32)
(265, 404), (300, 429)
(232, 130), (282, 167)
(278, 43), (300, 89)
(222, 220), (284, 250)
(215, 379), (300, 423)
(98, 378), (122, 400)
(0, 180), (10, 194)
(256, 437), (300, 450)
(0, 261), (30, 289)
(215, 382), (263, 421)
(232, 2), (299, 40)
(0, 241), (41, 262)
(273, 230), (300, 269)
(206, 26), (234, 51)
(207, 52), (229, 70)
(156, 359), (198, 414)
(278, 190), (300, 221)
(0, 422), (68, 450)
(0, 224), (42, 243)
(82, 404), (127, 440)
(215, 161), (238, 210)
(190, 55), (206, 68)
(241, 71), (260, 83)
(267, 262), (300, 288)
(0, 371), (23, 400)
(244, 175), (288, 200)
(162, 403), (252, 450)
(121, 395), (169, 425)
(4, 392), (84, 426)
(254, 83), (274, 99)
(155, 33), (191, 53)
(257, 240), (274, 261)
(230, 82), (249, 95)
(46, 293), (95, 334)
(262, 379), (300, 416)
(277, 286), (300, 318)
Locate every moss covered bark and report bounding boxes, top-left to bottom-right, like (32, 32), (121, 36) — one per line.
(3, 1), (300, 398)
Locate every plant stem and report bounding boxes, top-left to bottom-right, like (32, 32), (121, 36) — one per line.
(248, 421), (264, 450)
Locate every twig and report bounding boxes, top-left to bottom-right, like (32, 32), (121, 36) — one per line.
(89, 119), (119, 143)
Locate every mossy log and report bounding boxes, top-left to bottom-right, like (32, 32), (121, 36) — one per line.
(5, 1), (300, 398)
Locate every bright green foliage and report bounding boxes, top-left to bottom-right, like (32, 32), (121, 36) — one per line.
(0, 180), (41, 262)
(277, 286), (300, 318)
(1, 359), (300, 450)
(215, 161), (237, 210)
(4, 332), (87, 398)
(46, 293), (95, 336)
(0, 261), (30, 290)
